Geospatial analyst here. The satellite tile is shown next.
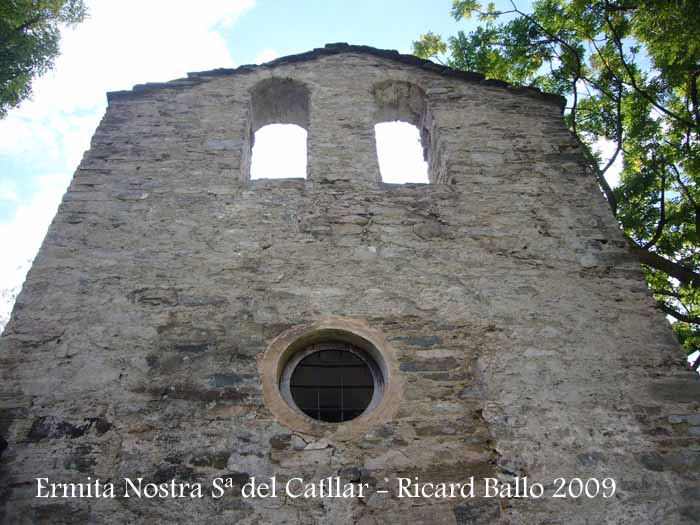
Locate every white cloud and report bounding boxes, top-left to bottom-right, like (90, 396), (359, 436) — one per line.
(0, 0), (256, 162)
(254, 49), (279, 64)
(0, 180), (19, 203)
(21, 0), (255, 116)
(0, 173), (71, 333)
(0, 174), (71, 277)
(0, 111), (99, 174)
(375, 121), (429, 183)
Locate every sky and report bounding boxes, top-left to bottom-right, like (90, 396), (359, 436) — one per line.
(0, 0), (627, 334)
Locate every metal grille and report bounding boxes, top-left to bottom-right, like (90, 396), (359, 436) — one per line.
(289, 347), (374, 422)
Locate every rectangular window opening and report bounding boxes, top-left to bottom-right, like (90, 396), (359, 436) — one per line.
(375, 121), (429, 184)
(250, 123), (307, 180)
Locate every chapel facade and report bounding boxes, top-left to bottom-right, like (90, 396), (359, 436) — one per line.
(0, 44), (698, 524)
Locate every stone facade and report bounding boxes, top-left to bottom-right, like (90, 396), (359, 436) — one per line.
(1, 44), (698, 524)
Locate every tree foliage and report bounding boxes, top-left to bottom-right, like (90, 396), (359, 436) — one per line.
(0, 0), (87, 118)
(414, 0), (700, 369)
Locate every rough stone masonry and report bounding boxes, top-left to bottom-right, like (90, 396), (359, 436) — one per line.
(1, 43), (699, 524)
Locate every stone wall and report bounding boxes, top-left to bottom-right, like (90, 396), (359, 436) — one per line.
(1, 44), (698, 524)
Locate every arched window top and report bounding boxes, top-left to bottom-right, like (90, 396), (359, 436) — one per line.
(372, 81), (431, 184)
(247, 78), (310, 180)
(250, 78), (310, 132)
(372, 80), (427, 128)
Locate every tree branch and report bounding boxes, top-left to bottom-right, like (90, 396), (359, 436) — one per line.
(628, 243), (700, 286)
(508, 0), (585, 78)
(574, 135), (619, 215)
(603, 2), (638, 11)
(641, 160), (666, 250)
(655, 289), (683, 300)
(690, 70), (700, 129)
(669, 162), (697, 207)
(659, 302), (700, 325)
(16, 15), (45, 34)
(571, 76), (579, 135)
(599, 82), (624, 181)
(669, 162), (700, 236)
(604, 6), (697, 130)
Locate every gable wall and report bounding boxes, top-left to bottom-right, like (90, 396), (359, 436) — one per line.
(0, 51), (697, 524)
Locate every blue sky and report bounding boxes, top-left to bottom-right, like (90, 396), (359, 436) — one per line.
(229, 0), (465, 64)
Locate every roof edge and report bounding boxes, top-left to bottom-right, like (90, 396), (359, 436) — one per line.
(106, 42), (566, 111)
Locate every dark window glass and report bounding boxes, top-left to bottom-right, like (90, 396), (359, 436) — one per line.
(289, 349), (374, 423)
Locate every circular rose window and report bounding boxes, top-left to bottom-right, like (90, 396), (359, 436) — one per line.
(280, 341), (383, 423)
(259, 318), (402, 435)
